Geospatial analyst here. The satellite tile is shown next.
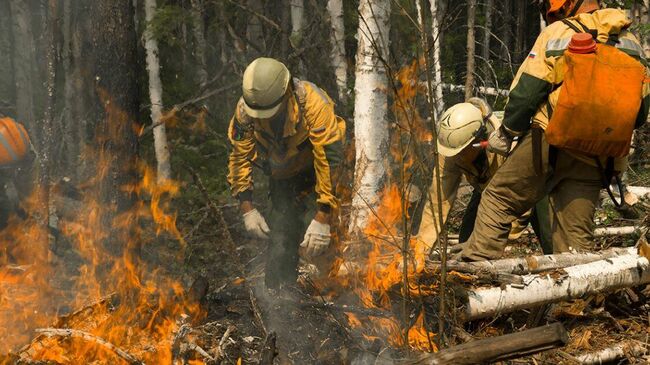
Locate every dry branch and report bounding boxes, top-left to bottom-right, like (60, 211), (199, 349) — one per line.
(413, 323), (568, 364)
(576, 341), (647, 364)
(441, 247), (636, 276)
(464, 254), (650, 321)
(33, 328), (143, 365)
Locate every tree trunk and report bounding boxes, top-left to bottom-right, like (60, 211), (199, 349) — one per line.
(464, 0), (476, 101)
(464, 254), (650, 321)
(482, 0), (493, 86)
(576, 342), (647, 365)
(500, 0), (512, 65)
(0, 0), (14, 116)
(327, 0), (347, 104)
(190, 0), (209, 87)
(349, 0), (391, 233)
(144, 0), (172, 182)
(430, 0), (444, 116)
(9, 0), (37, 137)
(246, 0), (265, 56)
(89, 0), (140, 210)
(514, 0), (526, 60)
(290, 0), (304, 48)
(643, 0), (650, 58)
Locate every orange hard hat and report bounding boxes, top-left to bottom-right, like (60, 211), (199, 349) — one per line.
(0, 117), (30, 165)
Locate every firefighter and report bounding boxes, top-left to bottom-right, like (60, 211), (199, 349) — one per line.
(417, 99), (552, 254)
(0, 117), (33, 229)
(228, 58), (345, 289)
(461, 0), (650, 261)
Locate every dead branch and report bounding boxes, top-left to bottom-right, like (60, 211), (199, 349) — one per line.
(214, 325), (236, 362)
(411, 323), (568, 365)
(576, 341), (647, 364)
(54, 292), (117, 328)
(33, 328), (143, 365)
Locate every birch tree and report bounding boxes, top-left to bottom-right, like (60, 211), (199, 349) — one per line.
(464, 0), (477, 101)
(290, 0), (304, 48)
(246, 0), (265, 56)
(482, 0), (493, 86)
(327, 0), (348, 104)
(349, 0), (391, 233)
(144, 0), (172, 181)
(430, 0), (444, 115)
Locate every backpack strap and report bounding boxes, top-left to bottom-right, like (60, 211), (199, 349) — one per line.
(562, 18), (619, 46)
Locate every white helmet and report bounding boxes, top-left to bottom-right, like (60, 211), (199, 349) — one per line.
(436, 102), (485, 157)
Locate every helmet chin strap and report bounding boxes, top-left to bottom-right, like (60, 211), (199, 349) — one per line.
(567, 0), (584, 17)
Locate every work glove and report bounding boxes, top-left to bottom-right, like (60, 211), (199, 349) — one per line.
(487, 126), (514, 157)
(242, 209), (270, 239)
(467, 97), (493, 119)
(300, 220), (331, 258)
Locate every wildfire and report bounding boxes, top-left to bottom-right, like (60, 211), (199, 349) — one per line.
(0, 95), (202, 364)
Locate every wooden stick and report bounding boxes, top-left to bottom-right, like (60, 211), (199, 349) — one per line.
(412, 323), (568, 365)
(34, 328), (143, 365)
(576, 341), (646, 364)
(464, 254), (650, 321)
(440, 246), (636, 276)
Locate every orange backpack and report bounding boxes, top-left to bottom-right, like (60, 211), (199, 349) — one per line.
(544, 20), (646, 158)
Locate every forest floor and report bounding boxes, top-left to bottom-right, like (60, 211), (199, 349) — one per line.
(167, 165), (650, 364)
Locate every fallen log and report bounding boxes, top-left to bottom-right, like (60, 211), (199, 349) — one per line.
(593, 226), (643, 236)
(576, 341), (646, 364)
(440, 246), (636, 276)
(412, 322), (568, 365)
(464, 254), (650, 321)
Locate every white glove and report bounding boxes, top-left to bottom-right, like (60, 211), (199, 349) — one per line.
(487, 127), (514, 157)
(300, 220), (331, 258)
(242, 209), (270, 239)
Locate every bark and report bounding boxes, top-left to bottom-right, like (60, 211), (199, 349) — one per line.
(540, 14), (546, 32)
(430, 0), (444, 116)
(643, 0), (650, 58)
(89, 0), (140, 210)
(144, 0), (172, 182)
(627, 186), (650, 199)
(500, 0), (512, 64)
(327, 0), (347, 104)
(443, 246), (637, 276)
(349, 0), (391, 233)
(246, 0), (265, 56)
(464, 0), (476, 101)
(576, 341), (646, 365)
(514, 0), (526, 59)
(464, 254), (650, 321)
(482, 0), (493, 86)
(290, 0), (304, 48)
(9, 0), (37, 136)
(190, 0), (209, 87)
(420, 323), (568, 365)
(0, 1), (14, 116)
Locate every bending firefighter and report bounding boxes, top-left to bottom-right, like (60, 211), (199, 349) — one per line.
(461, 0), (650, 261)
(416, 99), (552, 254)
(228, 58), (345, 289)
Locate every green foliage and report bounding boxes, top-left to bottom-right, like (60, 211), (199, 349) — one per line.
(149, 5), (193, 47)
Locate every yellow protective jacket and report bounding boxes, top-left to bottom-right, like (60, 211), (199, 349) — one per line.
(227, 78), (346, 210)
(417, 114), (533, 247)
(501, 9), (650, 170)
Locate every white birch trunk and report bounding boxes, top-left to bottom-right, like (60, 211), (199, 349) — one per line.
(464, 254), (650, 321)
(430, 0), (444, 115)
(327, 0), (347, 103)
(290, 0), (304, 47)
(540, 14), (546, 31)
(464, 0), (477, 101)
(349, 0), (391, 233)
(576, 342), (646, 364)
(144, 0), (172, 182)
(447, 246), (637, 275)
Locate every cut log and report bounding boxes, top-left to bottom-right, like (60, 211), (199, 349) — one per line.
(441, 246), (636, 275)
(464, 254), (650, 321)
(414, 323), (568, 365)
(576, 341), (646, 364)
(593, 226), (642, 236)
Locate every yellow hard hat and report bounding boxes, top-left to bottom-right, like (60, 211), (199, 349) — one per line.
(242, 58), (291, 119)
(436, 103), (484, 157)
